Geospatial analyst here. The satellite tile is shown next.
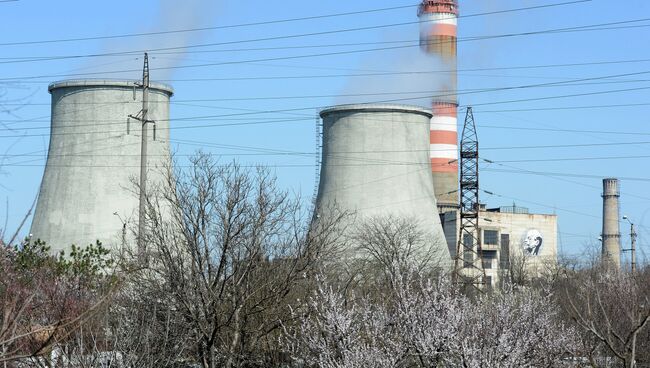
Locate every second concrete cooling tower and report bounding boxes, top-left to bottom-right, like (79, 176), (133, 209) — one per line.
(315, 104), (451, 266)
(30, 80), (173, 252)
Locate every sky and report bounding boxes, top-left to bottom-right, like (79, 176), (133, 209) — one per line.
(1, 0), (649, 262)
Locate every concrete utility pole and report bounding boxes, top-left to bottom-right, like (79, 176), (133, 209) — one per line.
(128, 53), (151, 260)
(623, 215), (637, 272)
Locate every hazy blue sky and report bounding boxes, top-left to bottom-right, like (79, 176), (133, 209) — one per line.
(1, 0), (649, 261)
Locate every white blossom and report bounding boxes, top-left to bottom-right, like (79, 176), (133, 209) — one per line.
(285, 270), (578, 368)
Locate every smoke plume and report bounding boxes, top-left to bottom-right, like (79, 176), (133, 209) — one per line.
(85, 0), (221, 80)
(335, 41), (449, 108)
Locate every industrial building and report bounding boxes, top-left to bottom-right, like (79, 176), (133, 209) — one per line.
(28, 2), (562, 278)
(441, 204), (558, 286)
(314, 104), (451, 267)
(310, 1), (560, 277)
(30, 79), (173, 253)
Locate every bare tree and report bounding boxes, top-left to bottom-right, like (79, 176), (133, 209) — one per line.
(561, 266), (650, 368)
(351, 215), (447, 278)
(47, 283), (190, 368)
(284, 217), (577, 367)
(133, 153), (343, 368)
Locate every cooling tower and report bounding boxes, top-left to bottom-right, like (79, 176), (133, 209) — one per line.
(418, 0), (459, 212)
(315, 104), (452, 267)
(30, 80), (173, 253)
(601, 178), (621, 268)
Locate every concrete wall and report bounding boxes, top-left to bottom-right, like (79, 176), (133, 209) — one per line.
(442, 209), (558, 286)
(30, 80), (173, 253)
(315, 104), (451, 268)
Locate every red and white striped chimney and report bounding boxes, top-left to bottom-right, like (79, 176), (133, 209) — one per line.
(418, 0), (459, 211)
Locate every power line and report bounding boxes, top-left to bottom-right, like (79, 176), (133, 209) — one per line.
(3, 70), (650, 130)
(7, 74), (650, 108)
(476, 101), (650, 113)
(480, 125), (650, 136)
(8, 142), (650, 173)
(5, 103), (650, 134)
(2, 13), (646, 81)
(11, 14), (637, 66)
(482, 189), (650, 247)
(481, 157), (650, 201)
(468, 86), (650, 107)
(11, 160), (650, 178)
(483, 141), (650, 150)
(5, 57), (650, 85)
(491, 154), (650, 163)
(0, 3), (419, 47)
(4, 93), (650, 137)
(482, 189), (600, 219)
(30, 70), (650, 106)
(0, 1), (589, 49)
(482, 168), (650, 183)
(7, 139), (650, 159)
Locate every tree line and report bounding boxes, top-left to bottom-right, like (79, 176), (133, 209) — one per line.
(1, 152), (648, 367)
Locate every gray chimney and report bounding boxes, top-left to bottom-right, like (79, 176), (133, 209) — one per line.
(601, 178), (621, 268)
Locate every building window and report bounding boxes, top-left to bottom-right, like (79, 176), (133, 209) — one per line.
(462, 234), (474, 268)
(482, 259), (492, 269)
(484, 230), (499, 245)
(500, 234), (510, 269)
(463, 250), (473, 268)
(462, 233), (475, 248)
(482, 250), (497, 269)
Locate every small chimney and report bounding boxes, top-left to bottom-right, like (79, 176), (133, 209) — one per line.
(601, 178), (621, 268)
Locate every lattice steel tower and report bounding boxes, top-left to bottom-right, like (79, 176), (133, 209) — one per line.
(453, 107), (486, 289)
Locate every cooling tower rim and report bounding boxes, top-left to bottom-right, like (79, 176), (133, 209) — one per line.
(48, 79), (174, 96)
(320, 103), (432, 119)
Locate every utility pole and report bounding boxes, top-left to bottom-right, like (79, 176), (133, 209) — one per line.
(622, 215), (637, 272)
(631, 222), (636, 273)
(128, 53), (152, 260)
(453, 107), (487, 291)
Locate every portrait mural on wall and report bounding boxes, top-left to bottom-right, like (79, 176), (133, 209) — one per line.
(522, 229), (543, 256)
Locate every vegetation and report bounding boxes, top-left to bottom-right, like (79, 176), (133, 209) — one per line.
(0, 240), (114, 365)
(0, 153), (648, 367)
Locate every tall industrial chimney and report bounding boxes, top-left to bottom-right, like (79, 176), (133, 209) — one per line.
(601, 178), (621, 268)
(314, 104), (451, 267)
(30, 80), (173, 253)
(418, 0), (459, 212)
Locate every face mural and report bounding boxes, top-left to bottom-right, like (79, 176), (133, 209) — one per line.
(522, 229), (543, 256)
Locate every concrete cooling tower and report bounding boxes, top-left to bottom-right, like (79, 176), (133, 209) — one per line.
(315, 104), (452, 267)
(30, 80), (173, 253)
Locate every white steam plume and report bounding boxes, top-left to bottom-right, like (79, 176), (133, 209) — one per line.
(84, 0), (221, 80)
(335, 45), (449, 108)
